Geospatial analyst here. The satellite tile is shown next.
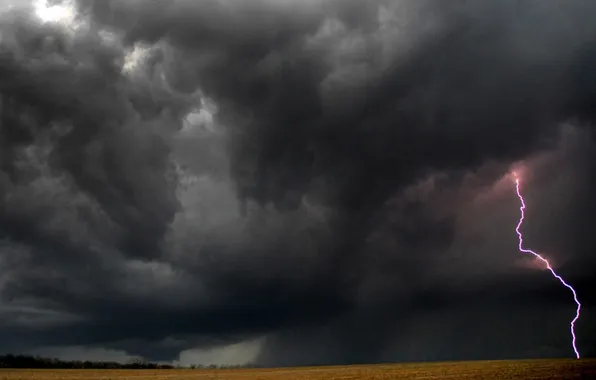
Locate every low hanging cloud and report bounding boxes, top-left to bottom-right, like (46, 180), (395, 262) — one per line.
(175, 338), (263, 367)
(1, 0), (596, 366)
(29, 346), (141, 363)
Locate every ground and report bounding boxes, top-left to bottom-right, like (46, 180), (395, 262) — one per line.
(1, 359), (595, 380)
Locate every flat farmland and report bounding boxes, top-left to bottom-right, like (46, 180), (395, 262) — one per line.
(1, 359), (595, 380)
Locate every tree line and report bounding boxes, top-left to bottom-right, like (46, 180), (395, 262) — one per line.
(0, 354), (261, 369)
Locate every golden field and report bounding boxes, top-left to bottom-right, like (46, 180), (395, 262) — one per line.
(1, 359), (595, 380)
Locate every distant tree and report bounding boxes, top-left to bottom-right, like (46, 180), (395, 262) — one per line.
(0, 353), (257, 370)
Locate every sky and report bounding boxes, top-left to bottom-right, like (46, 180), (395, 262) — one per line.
(1, 0), (596, 367)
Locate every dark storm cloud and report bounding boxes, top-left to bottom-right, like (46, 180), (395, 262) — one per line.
(75, 0), (596, 208)
(1, 0), (596, 366)
(0, 11), (191, 261)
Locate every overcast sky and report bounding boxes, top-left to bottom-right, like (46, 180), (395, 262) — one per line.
(1, 0), (596, 367)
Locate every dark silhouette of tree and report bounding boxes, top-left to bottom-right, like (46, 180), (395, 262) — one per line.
(0, 354), (259, 370)
(0, 354), (175, 369)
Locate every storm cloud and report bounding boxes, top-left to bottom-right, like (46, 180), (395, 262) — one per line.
(1, 0), (596, 366)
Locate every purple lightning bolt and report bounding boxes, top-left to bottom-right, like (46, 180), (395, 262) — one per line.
(513, 172), (581, 359)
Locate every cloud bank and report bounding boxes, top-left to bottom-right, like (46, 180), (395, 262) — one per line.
(1, 0), (596, 365)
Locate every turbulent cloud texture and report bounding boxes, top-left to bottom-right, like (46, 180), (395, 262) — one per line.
(1, 0), (596, 365)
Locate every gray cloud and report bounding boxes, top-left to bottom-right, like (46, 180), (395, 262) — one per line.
(29, 345), (141, 363)
(1, 0), (595, 365)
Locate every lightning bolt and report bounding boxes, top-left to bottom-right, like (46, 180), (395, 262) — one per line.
(512, 172), (581, 359)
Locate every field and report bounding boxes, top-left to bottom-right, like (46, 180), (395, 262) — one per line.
(1, 359), (595, 380)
